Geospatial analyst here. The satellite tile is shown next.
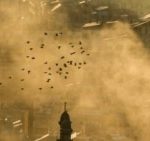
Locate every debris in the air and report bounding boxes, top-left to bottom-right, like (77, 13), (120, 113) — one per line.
(39, 88), (42, 90)
(28, 70), (31, 74)
(64, 63), (67, 68)
(83, 61), (86, 65)
(47, 79), (51, 82)
(48, 67), (51, 70)
(51, 86), (54, 89)
(0, 82), (2, 85)
(64, 76), (67, 79)
(26, 41), (30, 44)
(87, 53), (90, 56)
(61, 56), (65, 59)
(56, 63), (58, 66)
(69, 61), (73, 65)
(31, 57), (35, 59)
(8, 76), (12, 79)
(26, 56), (30, 58)
(21, 68), (25, 71)
(81, 51), (85, 54)
(65, 72), (69, 75)
(59, 68), (62, 71)
(21, 88), (24, 91)
(41, 43), (45, 48)
(44, 32), (48, 35)
(30, 48), (33, 51)
(20, 79), (24, 82)
(70, 52), (76, 55)
(58, 46), (61, 49)
(79, 41), (82, 45)
(44, 61), (48, 64)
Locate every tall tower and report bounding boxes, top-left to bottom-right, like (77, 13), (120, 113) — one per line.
(57, 102), (73, 141)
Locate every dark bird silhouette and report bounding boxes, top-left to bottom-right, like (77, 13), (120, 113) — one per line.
(81, 51), (85, 54)
(47, 79), (51, 82)
(44, 72), (47, 74)
(48, 67), (51, 70)
(79, 62), (82, 65)
(21, 68), (25, 71)
(31, 57), (35, 60)
(79, 41), (82, 45)
(83, 61), (86, 65)
(70, 52), (76, 55)
(28, 70), (31, 74)
(71, 45), (74, 48)
(44, 32), (48, 35)
(65, 72), (69, 75)
(58, 46), (61, 49)
(48, 73), (52, 76)
(40, 44), (45, 48)
(61, 56), (65, 59)
(8, 76), (12, 79)
(55, 33), (58, 37)
(78, 67), (81, 69)
(59, 68), (62, 71)
(64, 76), (67, 79)
(51, 86), (54, 89)
(64, 63), (67, 68)
(26, 41), (30, 44)
(44, 61), (48, 64)
(0, 82), (2, 85)
(30, 48), (33, 51)
(69, 61), (73, 65)
(74, 63), (77, 66)
(20, 79), (24, 82)
(56, 63), (58, 66)
(87, 54), (90, 56)
(26, 56), (30, 58)
(39, 88), (42, 90)
(21, 88), (24, 91)
(80, 47), (83, 50)
(41, 43), (45, 46)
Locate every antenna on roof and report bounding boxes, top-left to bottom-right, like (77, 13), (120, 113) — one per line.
(64, 102), (67, 111)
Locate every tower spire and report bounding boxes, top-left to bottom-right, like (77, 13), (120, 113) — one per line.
(57, 103), (73, 141)
(64, 102), (67, 111)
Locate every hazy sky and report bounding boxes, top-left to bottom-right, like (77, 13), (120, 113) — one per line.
(0, 1), (150, 141)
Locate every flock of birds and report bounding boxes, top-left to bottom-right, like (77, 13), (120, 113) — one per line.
(0, 32), (90, 92)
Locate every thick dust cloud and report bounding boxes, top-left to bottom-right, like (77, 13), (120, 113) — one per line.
(0, 0), (150, 141)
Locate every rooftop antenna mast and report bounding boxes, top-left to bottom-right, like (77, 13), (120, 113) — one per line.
(64, 102), (67, 111)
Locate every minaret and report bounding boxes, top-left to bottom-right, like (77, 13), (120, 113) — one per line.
(57, 102), (73, 141)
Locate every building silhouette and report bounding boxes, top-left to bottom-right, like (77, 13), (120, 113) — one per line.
(57, 102), (73, 141)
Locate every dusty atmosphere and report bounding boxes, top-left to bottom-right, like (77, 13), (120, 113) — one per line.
(0, 0), (150, 141)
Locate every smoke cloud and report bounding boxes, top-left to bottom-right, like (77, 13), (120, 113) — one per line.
(0, 0), (150, 141)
